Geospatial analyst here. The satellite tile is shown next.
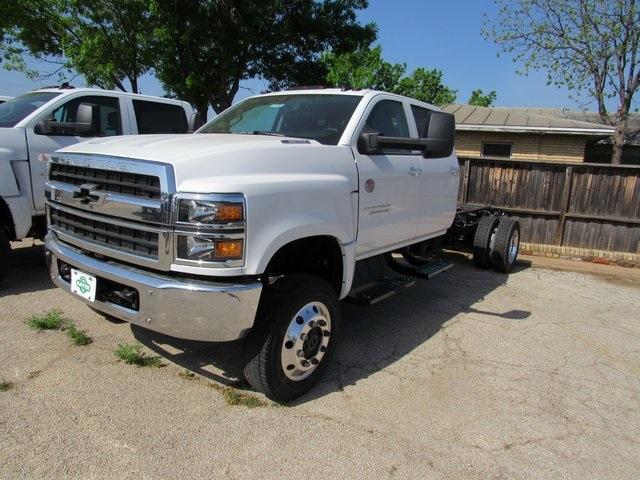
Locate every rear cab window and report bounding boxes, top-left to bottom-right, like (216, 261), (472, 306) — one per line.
(133, 100), (188, 134)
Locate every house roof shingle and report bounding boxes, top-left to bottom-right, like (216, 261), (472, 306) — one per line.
(442, 104), (616, 137)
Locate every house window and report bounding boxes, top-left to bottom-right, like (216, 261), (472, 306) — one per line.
(482, 143), (512, 158)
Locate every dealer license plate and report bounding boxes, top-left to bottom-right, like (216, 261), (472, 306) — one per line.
(70, 269), (97, 302)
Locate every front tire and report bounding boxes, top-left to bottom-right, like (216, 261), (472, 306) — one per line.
(0, 230), (10, 285)
(243, 275), (340, 402)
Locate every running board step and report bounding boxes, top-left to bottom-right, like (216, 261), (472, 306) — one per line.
(347, 276), (415, 306)
(387, 256), (454, 279)
(412, 259), (453, 279)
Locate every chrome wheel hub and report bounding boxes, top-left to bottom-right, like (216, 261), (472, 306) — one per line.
(281, 301), (331, 381)
(508, 230), (519, 264)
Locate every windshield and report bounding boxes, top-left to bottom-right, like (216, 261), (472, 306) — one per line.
(199, 94), (362, 145)
(0, 92), (61, 128)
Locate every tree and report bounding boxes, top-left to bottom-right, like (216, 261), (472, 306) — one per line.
(468, 89), (497, 107)
(323, 46), (457, 105)
(484, 0), (640, 164)
(0, 0), (154, 92)
(150, 0), (376, 123)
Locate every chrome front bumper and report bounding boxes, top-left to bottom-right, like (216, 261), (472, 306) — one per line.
(45, 233), (262, 341)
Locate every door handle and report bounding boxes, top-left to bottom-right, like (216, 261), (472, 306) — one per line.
(408, 167), (423, 176)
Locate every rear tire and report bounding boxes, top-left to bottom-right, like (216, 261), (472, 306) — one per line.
(0, 230), (10, 285)
(243, 274), (340, 402)
(472, 215), (499, 269)
(491, 218), (520, 273)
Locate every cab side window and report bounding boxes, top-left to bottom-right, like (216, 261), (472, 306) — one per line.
(49, 96), (121, 137)
(411, 105), (432, 138)
(364, 100), (410, 138)
(133, 100), (188, 134)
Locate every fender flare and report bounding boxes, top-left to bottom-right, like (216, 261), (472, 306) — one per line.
(255, 225), (357, 299)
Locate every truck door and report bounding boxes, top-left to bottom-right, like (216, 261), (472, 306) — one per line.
(353, 98), (423, 257)
(26, 95), (125, 213)
(410, 104), (460, 237)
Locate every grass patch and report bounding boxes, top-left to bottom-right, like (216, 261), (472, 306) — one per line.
(26, 309), (65, 330)
(0, 380), (13, 392)
(208, 383), (269, 408)
(179, 369), (196, 379)
(114, 343), (162, 367)
(65, 321), (92, 346)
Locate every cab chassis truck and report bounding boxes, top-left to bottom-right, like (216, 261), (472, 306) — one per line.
(44, 88), (520, 401)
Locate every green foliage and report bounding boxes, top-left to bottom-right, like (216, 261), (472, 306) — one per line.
(0, 380), (13, 392)
(149, 0), (376, 119)
(114, 343), (162, 367)
(208, 383), (269, 408)
(323, 46), (457, 105)
(468, 89), (497, 107)
(0, 0), (153, 91)
(64, 321), (92, 346)
(483, 0), (640, 163)
(26, 309), (66, 331)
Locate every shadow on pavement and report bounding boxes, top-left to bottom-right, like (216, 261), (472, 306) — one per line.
(133, 253), (531, 403)
(1, 242), (56, 296)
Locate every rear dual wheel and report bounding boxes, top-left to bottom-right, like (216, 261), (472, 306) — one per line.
(472, 215), (520, 273)
(243, 275), (339, 402)
(491, 218), (520, 273)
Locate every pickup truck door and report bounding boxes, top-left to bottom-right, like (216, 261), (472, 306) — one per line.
(26, 94), (126, 213)
(353, 98), (423, 257)
(410, 104), (460, 237)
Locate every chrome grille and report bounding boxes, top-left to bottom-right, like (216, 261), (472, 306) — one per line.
(50, 206), (159, 258)
(49, 163), (161, 199)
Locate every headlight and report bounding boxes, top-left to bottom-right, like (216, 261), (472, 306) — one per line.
(178, 199), (244, 224)
(173, 194), (246, 267)
(176, 235), (243, 262)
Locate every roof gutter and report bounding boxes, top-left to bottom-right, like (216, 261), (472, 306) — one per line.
(456, 124), (615, 136)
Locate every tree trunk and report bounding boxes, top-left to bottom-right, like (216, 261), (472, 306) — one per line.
(194, 101), (208, 129)
(610, 110), (628, 165)
(129, 76), (139, 94)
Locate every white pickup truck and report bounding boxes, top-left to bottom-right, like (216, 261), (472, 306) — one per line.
(0, 86), (195, 282)
(44, 88), (520, 401)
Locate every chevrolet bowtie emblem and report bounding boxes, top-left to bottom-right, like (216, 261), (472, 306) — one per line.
(73, 183), (102, 204)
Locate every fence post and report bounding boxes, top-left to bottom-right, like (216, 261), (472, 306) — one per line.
(460, 159), (471, 204)
(554, 165), (574, 246)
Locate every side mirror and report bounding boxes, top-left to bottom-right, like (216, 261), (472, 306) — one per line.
(358, 132), (427, 155)
(34, 119), (54, 135)
(34, 103), (94, 136)
(422, 111), (455, 158)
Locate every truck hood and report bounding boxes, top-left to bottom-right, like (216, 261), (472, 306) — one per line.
(0, 127), (27, 162)
(56, 133), (354, 193)
(58, 133), (317, 164)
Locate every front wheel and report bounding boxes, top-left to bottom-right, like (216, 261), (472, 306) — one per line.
(243, 275), (340, 402)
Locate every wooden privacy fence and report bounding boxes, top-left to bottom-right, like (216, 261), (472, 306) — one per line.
(457, 157), (640, 254)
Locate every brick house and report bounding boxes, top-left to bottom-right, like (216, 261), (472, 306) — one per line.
(442, 104), (615, 162)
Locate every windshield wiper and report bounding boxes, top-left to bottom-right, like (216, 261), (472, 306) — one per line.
(234, 130), (286, 137)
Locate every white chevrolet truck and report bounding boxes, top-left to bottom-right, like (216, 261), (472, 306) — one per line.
(0, 86), (195, 283)
(44, 88), (520, 401)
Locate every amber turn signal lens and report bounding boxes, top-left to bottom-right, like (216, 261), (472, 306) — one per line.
(216, 204), (244, 221)
(216, 239), (243, 259)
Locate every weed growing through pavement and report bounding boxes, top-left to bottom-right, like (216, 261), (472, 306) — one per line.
(65, 321), (92, 346)
(208, 383), (269, 408)
(0, 380), (13, 392)
(26, 309), (92, 346)
(26, 309), (65, 330)
(179, 369), (196, 379)
(115, 343), (163, 367)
